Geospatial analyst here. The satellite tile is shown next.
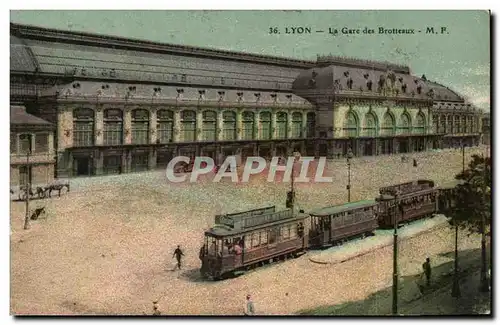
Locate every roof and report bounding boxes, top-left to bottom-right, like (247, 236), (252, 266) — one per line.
(310, 200), (377, 217)
(205, 212), (308, 237)
(292, 65), (462, 104)
(10, 105), (52, 126)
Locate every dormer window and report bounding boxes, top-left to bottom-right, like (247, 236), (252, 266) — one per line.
(181, 74), (187, 82)
(347, 78), (353, 90)
(344, 71), (350, 77)
(176, 88), (184, 94)
(398, 77), (403, 83)
(401, 84), (407, 93)
(366, 80), (373, 91)
(363, 73), (369, 79)
(417, 86), (422, 94)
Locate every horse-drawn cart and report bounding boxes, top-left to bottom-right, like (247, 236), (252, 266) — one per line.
(13, 181), (70, 201)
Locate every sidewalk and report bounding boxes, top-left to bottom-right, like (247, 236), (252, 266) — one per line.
(308, 215), (448, 265)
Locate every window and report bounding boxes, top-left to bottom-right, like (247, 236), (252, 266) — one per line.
(241, 111), (254, 140)
(268, 228), (277, 244)
(180, 110), (196, 142)
(103, 109), (123, 145)
(363, 112), (377, 137)
(260, 112), (272, 140)
(276, 112), (288, 139)
(461, 116), (467, 133)
(398, 113), (411, 135)
(291, 112), (303, 138)
(413, 113), (426, 135)
(251, 233), (260, 247)
(19, 134), (32, 154)
(131, 109), (149, 144)
(73, 108), (94, 147)
(343, 111), (358, 137)
(222, 111), (236, 141)
(34, 133), (49, 153)
(10, 134), (16, 154)
(202, 111), (217, 141)
(306, 112), (315, 138)
(447, 116), (453, 134)
(453, 116), (460, 134)
(381, 113), (395, 136)
(280, 225), (291, 240)
(260, 231), (268, 245)
(19, 165), (29, 186)
(432, 115), (438, 133)
(157, 109), (174, 143)
(289, 224), (297, 239)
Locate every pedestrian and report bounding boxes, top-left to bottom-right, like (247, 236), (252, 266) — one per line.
(413, 158), (418, 167)
(422, 257), (431, 286)
(172, 245), (184, 270)
(152, 301), (161, 316)
(244, 294), (255, 316)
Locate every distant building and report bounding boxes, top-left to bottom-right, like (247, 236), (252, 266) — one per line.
(10, 105), (55, 189)
(10, 23), (483, 178)
(481, 112), (491, 146)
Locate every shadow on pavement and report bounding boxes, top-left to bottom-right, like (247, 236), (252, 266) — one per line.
(298, 247), (490, 316)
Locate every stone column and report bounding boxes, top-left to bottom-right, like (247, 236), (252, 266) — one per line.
(123, 108), (132, 145)
(271, 110), (277, 139)
(95, 107), (104, 146)
(287, 111), (293, 139)
(236, 109), (243, 141)
(302, 111), (308, 138)
(174, 110), (181, 142)
(217, 110), (224, 141)
(254, 111), (260, 140)
(196, 110), (203, 142)
(150, 108), (157, 144)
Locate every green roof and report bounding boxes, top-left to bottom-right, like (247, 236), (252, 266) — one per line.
(310, 200), (377, 217)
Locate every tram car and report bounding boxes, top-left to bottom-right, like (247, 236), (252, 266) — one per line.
(308, 200), (378, 248)
(199, 179), (462, 280)
(200, 207), (308, 280)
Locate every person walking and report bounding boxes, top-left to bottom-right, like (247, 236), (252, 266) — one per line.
(244, 294), (255, 316)
(172, 245), (184, 270)
(422, 257), (432, 286)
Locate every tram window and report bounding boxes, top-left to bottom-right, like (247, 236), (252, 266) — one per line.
(244, 236), (252, 250)
(281, 225), (291, 240)
(260, 231), (268, 245)
(269, 229), (277, 244)
(251, 233), (260, 248)
(290, 224), (297, 239)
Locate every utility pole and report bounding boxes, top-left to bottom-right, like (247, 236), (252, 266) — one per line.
(480, 152), (490, 292)
(286, 155), (296, 211)
(392, 194), (400, 315)
(452, 140), (465, 297)
(346, 148), (353, 203)
(23, 134), (32, 230)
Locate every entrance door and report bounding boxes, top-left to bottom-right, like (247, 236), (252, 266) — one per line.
(364, 140), (374, 156)
(74, 157), (90, 176)
(399, 139), (409, 153)
(319, 143), (328, 156)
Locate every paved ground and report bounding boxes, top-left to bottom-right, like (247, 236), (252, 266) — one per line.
(10, 147), (489, 315)
(309, 215), (449, 264)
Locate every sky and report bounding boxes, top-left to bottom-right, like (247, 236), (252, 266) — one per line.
(10, 10), (491, 111)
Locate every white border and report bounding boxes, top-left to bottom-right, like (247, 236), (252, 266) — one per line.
(2, 2), (497, 325)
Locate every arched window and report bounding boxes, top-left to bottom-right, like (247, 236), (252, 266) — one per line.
(398, 113), (411, 135)
(291, 112), (303, 138)
(363, 112), (377, 137)
(103, 109), (123, 145)
(447, 115), (453, 134)
(461, 115), (467, 133)
(381, 112), (395, 136)
(260, 112), (272, 140)
(453, 115), (460, 134)
(131, 109), (149, 144)
(222, 111), (237, 140)
(343, 110), (358, 137)
(413, 112), (426, 135)
(467, 116), (473, 133)
(432, 114), (439, 134)
(73, 108), (94, 147)
(202, 111), (217, 141)
(241, 111), (254, 140)
(157, 109), (174, 143)
(276, 112), (288, 139)
(306, 112), (315, 138)
(181, 110), (196, 142)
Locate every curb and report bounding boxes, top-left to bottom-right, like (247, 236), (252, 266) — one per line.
(308, 222), (448, 265)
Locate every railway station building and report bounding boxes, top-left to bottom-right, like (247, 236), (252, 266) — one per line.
(10, 23), (485, 178)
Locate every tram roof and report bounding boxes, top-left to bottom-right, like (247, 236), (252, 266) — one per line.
(438, 179), (466, 190)
(309, 200), (377, 217)
(205, 212), (309, 237)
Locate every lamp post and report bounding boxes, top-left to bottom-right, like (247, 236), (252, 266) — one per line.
(480, 152), (490, 292)
(346, 148), (354, 203)
(392, 194), (401, 315)
(451, 140), (465, 297)
(23, 134), (33, 230)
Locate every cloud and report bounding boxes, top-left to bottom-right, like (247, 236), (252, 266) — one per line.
(447, 64), (490, 77)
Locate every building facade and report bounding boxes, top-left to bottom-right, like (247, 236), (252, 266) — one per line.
(10, 23), (485, 178)
(10, 105), (55, 188)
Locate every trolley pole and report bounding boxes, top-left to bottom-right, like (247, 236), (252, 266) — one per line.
(392, 195), (399, 315)
(23, 134), (32, 230)
(346, 148), (353, 203)
(480, 152), (490, 292)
